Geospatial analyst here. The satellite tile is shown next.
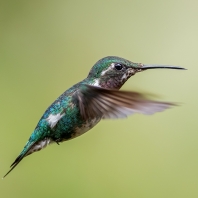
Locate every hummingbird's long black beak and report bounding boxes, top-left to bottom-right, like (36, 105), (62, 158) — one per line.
(141, 64), (186, 70)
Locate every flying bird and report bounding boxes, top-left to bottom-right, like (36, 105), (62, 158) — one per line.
(3, 56), (185, 178)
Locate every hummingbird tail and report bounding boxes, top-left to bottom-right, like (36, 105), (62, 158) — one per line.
(3, 140), (35, 179)
(3, 137), (52, 178)
(3, 153), (25, 179)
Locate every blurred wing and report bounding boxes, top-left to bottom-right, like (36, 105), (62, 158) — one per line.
(75, 85), (175, 120)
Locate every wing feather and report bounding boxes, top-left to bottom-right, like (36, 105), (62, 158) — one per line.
(75, 85), (175, 120)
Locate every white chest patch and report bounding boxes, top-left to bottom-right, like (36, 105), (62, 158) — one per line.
(46, 113), (65, 128)
(92, 79), (101, 87)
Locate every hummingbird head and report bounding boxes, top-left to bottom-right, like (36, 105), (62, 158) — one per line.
(87, 56), (185, 89)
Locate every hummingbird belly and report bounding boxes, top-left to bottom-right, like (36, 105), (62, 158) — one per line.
(71, 117), (101, 139)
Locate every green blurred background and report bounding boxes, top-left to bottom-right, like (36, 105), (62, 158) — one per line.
(0, 0), (197, 197)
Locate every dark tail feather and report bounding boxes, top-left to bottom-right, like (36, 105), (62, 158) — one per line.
(3, 154), (25, 179)
(3, 138), (51, 178)
(3, 141), (34, 179)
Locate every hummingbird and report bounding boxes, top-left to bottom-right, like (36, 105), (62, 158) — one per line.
(3, 56), (185, 178)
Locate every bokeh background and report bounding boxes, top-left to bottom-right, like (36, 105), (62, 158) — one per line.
(0, 1), (197, 198)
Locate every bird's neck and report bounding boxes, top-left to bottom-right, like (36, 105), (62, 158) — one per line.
(84, 77), (124, 90)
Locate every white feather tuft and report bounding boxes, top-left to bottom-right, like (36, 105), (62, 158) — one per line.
(46, 113), (65, 128)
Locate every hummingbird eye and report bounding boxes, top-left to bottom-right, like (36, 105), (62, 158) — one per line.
(114, 63), (123, 71)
